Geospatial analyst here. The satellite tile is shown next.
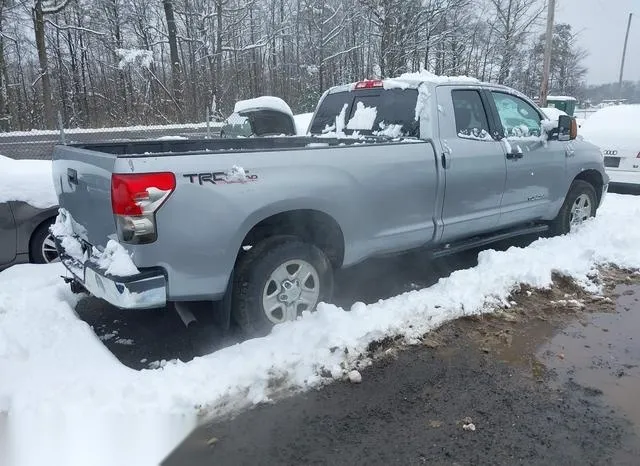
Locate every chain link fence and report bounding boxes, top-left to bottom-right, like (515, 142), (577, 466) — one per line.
(0, 113), (224, 161)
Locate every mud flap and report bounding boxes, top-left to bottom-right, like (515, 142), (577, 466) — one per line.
(214, 269), (233, 334)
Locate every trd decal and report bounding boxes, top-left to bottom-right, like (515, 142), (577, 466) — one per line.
(183, 171), (258, 185)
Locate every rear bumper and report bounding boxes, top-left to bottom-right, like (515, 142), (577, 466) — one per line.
(56, 238), (167, 310)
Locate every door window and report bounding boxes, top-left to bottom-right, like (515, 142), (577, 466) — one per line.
(491, 92), (542, 137)
(451, 90), (492, 140)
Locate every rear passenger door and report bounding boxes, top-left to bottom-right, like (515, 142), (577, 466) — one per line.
(487, 91), (566, 227)
(436, 87), (507, 242)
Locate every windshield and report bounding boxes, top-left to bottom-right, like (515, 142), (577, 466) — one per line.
(310, 88), (419, 137)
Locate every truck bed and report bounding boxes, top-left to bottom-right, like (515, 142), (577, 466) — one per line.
(68, 135), (415, 158)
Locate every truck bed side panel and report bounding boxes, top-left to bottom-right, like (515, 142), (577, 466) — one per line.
(114, 141), (439, 300)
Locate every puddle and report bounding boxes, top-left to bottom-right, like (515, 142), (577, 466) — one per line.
(538, 284), (640, 433)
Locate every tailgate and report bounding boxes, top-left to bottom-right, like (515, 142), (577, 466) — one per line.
(52, 145), (117, 247)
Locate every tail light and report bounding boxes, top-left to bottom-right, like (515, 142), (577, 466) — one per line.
(111, 172), (175, 244)
(355, 80), (384, 89)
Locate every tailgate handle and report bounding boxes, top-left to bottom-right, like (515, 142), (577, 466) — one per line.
(67, 168), (78, 185)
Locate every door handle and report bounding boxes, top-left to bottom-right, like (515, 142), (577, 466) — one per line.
(506, 152), (524, 160)
(441, 152), (449, 169)
(67, 168), (78, 185)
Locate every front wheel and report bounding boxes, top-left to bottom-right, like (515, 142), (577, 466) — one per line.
(549, 180), (597, 236)
(232, 236), (334, 337)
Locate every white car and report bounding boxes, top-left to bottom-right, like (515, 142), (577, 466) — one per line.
(580, 104), (640, 187)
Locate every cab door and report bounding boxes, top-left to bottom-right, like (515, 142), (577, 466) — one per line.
(0, 202), (17, 266)
(486, 91), (567, 227)
(436, 86), (507, 242)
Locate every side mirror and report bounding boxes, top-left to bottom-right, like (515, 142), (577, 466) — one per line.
(557, 115), (577, 141)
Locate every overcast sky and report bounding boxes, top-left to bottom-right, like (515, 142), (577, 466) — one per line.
(554, 0), (639, 85)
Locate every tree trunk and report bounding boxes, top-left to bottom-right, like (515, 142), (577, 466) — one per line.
(163, 0), (183, 121)
(32, 1), (55, 129)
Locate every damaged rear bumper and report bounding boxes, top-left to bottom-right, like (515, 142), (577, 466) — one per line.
(55, 238), (167, 310)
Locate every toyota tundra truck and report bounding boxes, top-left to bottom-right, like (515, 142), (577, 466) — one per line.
(51, 72), (608, 337)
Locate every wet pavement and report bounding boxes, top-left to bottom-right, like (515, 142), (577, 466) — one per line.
(163, 273), (640, 465)
(540, 284), (640, 436)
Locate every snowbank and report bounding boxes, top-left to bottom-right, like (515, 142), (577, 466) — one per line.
(0, 155), (57, 208)
(2, 193), (640, 465)
(234, 96), (293, 117)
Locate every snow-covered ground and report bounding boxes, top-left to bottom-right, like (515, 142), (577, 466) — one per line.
(0, 155), (57, 208)
(2, 193), (640, 465)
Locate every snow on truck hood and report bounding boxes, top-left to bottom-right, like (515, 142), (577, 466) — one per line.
(234, 96), (293, 117)
(0, 154), (57, 209)
(580, 104), (640, 150)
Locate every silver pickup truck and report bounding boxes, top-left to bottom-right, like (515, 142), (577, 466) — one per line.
(52, 74), (608, 337)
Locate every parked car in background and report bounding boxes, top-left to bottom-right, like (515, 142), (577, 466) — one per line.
(0, 155), (60, 271)
(580, 104), (640, 188)
(220, 96), (296, 138)
(52, 72), (606, 339)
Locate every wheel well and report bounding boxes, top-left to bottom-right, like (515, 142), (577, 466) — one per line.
(574, 170), (604, 204)
(240, 210), (345, 268)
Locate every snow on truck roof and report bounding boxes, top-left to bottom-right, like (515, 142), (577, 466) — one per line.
(325, 70), (482, 94)
(325, 70), (510, 95)
(234, 96), (293, 117)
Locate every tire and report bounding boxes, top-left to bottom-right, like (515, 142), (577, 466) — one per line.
(232, 235), (334, 337)
(549, 180), (597, 236)
(30, 218), (59, 264)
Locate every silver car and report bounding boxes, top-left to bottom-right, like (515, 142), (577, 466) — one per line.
(220, 99), (296, 138)
(0, 201), (60, 271)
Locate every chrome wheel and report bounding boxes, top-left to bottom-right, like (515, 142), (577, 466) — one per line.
(569, 193), (592, 230)
(41, 234), (60, 263)
(262, 259), (320, 324)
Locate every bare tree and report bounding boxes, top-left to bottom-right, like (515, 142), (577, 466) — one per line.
(488, 0), (545, 84)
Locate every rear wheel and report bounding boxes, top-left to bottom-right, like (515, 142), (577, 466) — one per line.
(30, 219), (59, 264)
(549, 180), (597, 236)
(232, 236), (334, 337)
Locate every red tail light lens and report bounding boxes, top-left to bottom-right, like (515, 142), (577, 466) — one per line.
(355, 80), (384, 89)
(111, 173), (175, 215)
(111, 173), (175, 244)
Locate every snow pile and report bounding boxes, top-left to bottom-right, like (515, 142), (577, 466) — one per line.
(234, 96), (293, 117)
(3, 194), (640, 464)
(224, 165), (249, 183)
(51, 209), (139, 277)
(383, 69), (479, 90)
(374, 122), (404, 139)
(458, 129), (493, 141)
(116, 48), (153, 70)
(96, 240), (140, 276)
(293, 113), (314, 135)
(346, 102), (377, 130)
(580, 104), (640, 149)
(156, 135), (187, 141)
(0, 155), (57, 208)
